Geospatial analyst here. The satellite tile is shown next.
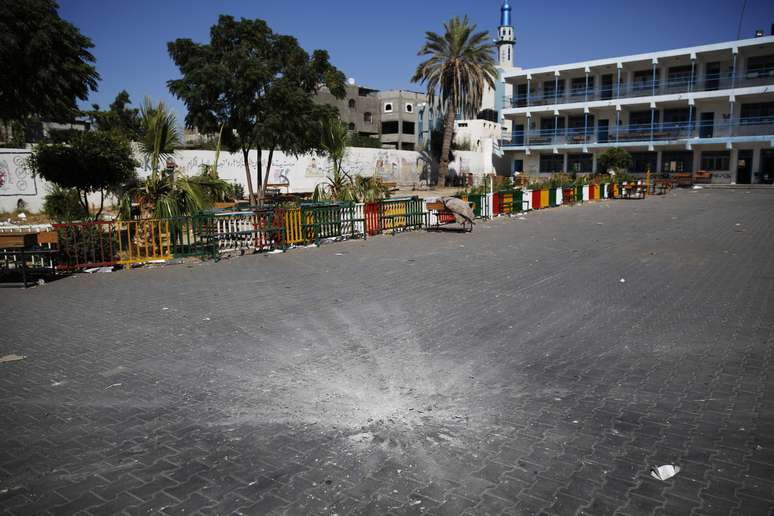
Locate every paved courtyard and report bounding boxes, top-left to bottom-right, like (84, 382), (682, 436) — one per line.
(1, 189), (773, 516)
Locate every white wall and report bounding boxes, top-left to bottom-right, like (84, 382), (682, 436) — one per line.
(1, 146), (489, 213)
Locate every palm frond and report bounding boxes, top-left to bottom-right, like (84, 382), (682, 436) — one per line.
(140, 97), (181, 173)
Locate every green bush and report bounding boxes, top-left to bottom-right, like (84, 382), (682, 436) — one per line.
(43, 185), (88, 222)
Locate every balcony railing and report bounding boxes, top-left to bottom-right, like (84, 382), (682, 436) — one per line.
(507, 67), (774, 108)
(503, 116), (774, 147)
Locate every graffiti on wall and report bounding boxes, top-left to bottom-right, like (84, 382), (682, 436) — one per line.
(0, 153), (37, 196)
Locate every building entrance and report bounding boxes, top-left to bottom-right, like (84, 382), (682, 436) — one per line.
(737, 150), (753, 184)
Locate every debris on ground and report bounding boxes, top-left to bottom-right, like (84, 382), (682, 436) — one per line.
(0, 354), (26, 364)
(651, 464), (680, 481)
(37, 278), (45, 286)
(104, 383), (122, 390)
(620, 278), (626, 283)
(83, 267), (113, 274)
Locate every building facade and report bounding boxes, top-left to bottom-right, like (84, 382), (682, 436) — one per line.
(501, 34), (774, 184)
(376, 90), (430, 151)
(315, 82), (381, 139)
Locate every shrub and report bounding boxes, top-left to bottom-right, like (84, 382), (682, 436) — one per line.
(597, 148), (632, 174)
(43, 185), (88, 221)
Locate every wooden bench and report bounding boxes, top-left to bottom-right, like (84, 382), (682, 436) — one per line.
(426, 201), (473, 232)
(672, 173), (693, 187)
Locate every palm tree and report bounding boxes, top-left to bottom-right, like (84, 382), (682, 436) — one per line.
(140, 97), (180, 175)
(411, 16), (497, 187)
(120, 99), (230, 219)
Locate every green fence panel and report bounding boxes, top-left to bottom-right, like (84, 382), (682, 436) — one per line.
(168, 215), (217, 259)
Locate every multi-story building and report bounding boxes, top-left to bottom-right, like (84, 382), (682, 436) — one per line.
(375, 90), (430, 151)
(501, 32), (774, 184)
(315, 82), (381, 139)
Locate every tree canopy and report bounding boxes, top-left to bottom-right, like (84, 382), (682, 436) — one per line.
(87, 91), (142, 140)
(167, 15), (346, 203)
(29, 131), (137, 219)
(0, 0), (99, 123)
(597, 148), (633, 174)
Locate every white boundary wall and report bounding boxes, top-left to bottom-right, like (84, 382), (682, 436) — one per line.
(1, 147), (490, 213)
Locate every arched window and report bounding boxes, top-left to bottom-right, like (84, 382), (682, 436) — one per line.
(405, 103), (414, 113)
(384, 103), (393, 113)
(348, 99), (356, 109)
(364, 112), (373, 124)
(348, 123), (356, 131)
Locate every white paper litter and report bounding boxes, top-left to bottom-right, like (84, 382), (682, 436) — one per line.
(651, 464), (680, 481)
(620, 278), (626, 283)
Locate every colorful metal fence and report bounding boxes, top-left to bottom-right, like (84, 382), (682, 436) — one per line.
(381, 197), (424, 233)
(47, 187), (637, 272)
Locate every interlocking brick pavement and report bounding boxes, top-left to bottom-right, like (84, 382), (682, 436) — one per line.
(1, 189), (774, 515)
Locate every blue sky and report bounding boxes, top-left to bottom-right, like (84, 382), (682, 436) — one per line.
(59, 0), (774, 122)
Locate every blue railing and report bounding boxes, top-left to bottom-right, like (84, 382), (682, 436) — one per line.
(504, 116), (774, 147)
(507, 67), (774, 107)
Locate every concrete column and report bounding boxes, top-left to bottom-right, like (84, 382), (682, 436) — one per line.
(730, 148), (739, 184)
(692, 150), (702, 173)
(752, 148), (762, 183)
(656, 151), (663, 174)
(563, 153), (569, 172)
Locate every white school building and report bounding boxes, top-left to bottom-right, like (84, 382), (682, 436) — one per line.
(499, 34), (774, 184)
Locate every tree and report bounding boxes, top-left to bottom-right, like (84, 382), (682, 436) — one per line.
(167, 15), (346, 204)
(314, 117), (353, 201)
(87, 91), (142, 140)
(411, 16), (497, 187)
(139, 98), (180, 174)
(29, 131), (137, 220)
(597, 148), (632, 175)
(0, 0), (99, 127)
(119, 99), (230, 219)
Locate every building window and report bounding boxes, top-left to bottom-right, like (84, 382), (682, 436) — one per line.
(570, 77), (594, 97)
(402, 121), (415, 134)
(401, 142), (415, 151)
(348, 99), (356, 109)
(539, 154), (564, 173)
(384, 103), (393, 113)
(663, 108), (692, 124)
(543, 79), (565, 100)
(630, 152), (658, 173)
(381, 121), (399, 134)
(661, 151), (693, 173)
(567, 153), (593, 173)
(405, 103), (414, 113)
(348, 123), (356, 131)
(746, 55), (774, 77)
(629, 110), (655, 126)
(740, 102), (774, 124)
(632, 69), (659, 92)
(567, 115), (594, 137)
(667, 66), (693, 89)
(540, 117), (565, 132)
(700, 151), (730, 171)
(364, 112), (373, 124)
